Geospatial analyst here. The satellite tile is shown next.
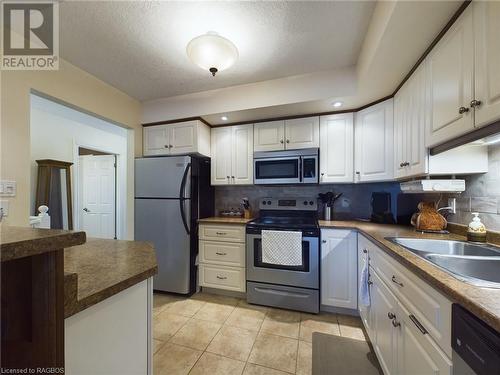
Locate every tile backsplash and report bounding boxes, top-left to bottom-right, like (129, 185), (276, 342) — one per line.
(214, 182), (402, 221)
(446, 143), (500, 232)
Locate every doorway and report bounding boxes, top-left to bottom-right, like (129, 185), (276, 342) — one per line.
(78, 147), (117, 239)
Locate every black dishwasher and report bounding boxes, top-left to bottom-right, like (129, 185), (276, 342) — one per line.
(452, 304), (500, 375)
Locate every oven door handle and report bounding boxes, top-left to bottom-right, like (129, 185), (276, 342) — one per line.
(254, 287), (310, 298)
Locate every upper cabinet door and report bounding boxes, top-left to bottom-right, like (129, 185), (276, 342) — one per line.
(426, 6), (474, 147)
(210, 127), (232, 185)
(143, 125), (169, 156)
(254, 121), (285, 152)
(354, 99), (394, 182)
(393, 88), (408, 179)
(169, 121), (197, 155)
(284, 117), (319, 150)
(319, 113), (353, 183)
(473, 1), (500, 128)
(394, 65), (428, 179)
(231, 125), (254, 185)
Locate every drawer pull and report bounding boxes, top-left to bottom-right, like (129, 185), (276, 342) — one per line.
(216, 275), (227, 280)
(391, 275), (404, 287)
(388, 312), (396, 320)
(216, 232), (227, 236)
(409, 314), (428, 335)
(215, 252), (227, 256)
(363, 248), (368, 254)
(391, 319), (401, 328)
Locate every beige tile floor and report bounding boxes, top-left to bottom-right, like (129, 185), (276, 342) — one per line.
(153, 292), (367, 375)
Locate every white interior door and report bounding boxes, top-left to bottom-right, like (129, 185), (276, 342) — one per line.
(80, 155), (116, 239)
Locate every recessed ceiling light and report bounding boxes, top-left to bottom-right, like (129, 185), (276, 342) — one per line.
(186, 32), (239, 76)
(332, 101), (343, 108)
(221, 116), (228, 121)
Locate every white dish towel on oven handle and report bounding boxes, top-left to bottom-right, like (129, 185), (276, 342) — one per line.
(261, 230), (303, 266)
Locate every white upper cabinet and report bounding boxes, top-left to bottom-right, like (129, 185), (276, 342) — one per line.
(354, 99), (394, 182)
(254, 117), (319, 152)
(321, 229), (357, 310)
(319, 113), (354, 183)
(426, 6), (474, 147)
(473, 1), (500, 128)
(143, 125), (169, 156)
(143, 120), (210, 157)
(211, 124), (253, 186)
(394, 65), (428, 179)
(253, 121), (285, 151)
(284, 117), (320, 149)
(231, 125), (254, 185)
(169, 121), (197, 154)
(210, 127), (232, 185)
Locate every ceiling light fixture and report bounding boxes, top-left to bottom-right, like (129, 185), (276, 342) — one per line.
(186, 32), (239, 77)
(221, 116), (228, 121)
(332, 101), (343, 108)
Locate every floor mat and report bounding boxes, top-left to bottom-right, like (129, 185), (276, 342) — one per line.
(312, 332), (383, 375)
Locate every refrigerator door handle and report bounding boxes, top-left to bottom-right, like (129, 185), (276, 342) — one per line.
(179, 163), (191, 235)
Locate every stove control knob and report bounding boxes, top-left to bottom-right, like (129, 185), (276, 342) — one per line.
(309, 201), (314, 205)
(267, 200), (272, 205)
(262, 201), (267, 205)
(303, 201), (308, 205)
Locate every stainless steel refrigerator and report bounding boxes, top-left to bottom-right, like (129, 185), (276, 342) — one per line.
(134, 156), (214, 295)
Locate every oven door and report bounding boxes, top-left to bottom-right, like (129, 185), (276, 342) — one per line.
(246, 233), (319, 289)
(254, 156), (301, 184)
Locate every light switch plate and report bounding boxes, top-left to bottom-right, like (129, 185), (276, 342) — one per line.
(0, 180), (16, 197)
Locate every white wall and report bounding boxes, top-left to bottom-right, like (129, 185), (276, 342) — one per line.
(30, 94), (133, 239)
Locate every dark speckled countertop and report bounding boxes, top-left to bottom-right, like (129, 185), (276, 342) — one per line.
(1, 226), (157, 318)
(0, 225), (86, 261)
(319, 220), (500, 333)
(64, 238), (157, 317)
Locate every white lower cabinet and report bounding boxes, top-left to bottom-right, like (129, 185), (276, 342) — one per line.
(198, 223), (246, 292)
(65, 279), (153, 375)
(371, 271), (399, 375)
(320, 229), (357, 309)
(358, 235), (452, 375)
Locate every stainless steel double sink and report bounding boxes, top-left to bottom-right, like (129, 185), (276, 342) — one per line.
(385, 238), (500, 289)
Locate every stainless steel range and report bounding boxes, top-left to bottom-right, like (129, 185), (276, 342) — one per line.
(246, 197), (320, 313)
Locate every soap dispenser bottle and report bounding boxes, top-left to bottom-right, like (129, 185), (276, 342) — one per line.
(467, 212), (487, 243)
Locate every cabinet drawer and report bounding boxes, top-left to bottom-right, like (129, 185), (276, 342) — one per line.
(198, 264), (245, 292)
(199, 224), (245, 242)
(199, 240), (245, 267)
(365, 236), (452, 357)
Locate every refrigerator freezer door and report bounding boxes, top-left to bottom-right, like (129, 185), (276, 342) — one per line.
(135, 198), (191, 293)
(135, 156), (191, 198)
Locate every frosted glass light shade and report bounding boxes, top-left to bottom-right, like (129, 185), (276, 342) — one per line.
(186, 32), (238, 76)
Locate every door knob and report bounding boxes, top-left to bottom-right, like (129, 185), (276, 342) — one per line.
(387, 312), (396, 320)
(169, 144), (173, 148)
(400, 162), (404, 168)
(280, 140), (284, 144)
(83, 208), (90, 212)
(286, 139), (290, 143)
(164, 145), (168, 148)
(458, 106), (469, 114)
(470, 99), (482, 108)
(322, 240), (327, 243)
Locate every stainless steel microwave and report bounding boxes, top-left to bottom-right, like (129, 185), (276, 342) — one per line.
(254, 148), (318, 184)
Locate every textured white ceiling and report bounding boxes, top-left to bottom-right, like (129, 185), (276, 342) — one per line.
(60, 1), (375, 101)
